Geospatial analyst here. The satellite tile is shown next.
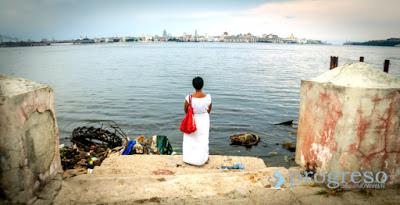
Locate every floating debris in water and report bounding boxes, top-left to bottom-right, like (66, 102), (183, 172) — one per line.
(281, 140), (296, 152)
(268, 151), (278, 156)
(274, 120), (294, 126)
(284, 155), (289, 163)
(229, 133), (260, 147)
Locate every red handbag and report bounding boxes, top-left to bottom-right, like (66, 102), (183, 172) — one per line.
(180, 95), (197, 134)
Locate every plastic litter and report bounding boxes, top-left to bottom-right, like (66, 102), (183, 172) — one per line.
(122, 140), (136, 155)
(156, 135), (173, 155)
(221, 162), (245, 170)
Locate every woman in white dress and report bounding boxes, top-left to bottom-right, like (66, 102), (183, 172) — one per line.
(182, 77), (212, 166)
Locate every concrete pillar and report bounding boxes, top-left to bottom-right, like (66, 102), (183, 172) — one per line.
(0, 75), (62, 204)
(295, 63), (400, 184)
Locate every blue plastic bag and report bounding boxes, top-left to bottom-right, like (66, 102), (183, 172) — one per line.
(122, 140), (136, 155)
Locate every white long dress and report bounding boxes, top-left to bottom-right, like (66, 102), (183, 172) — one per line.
(182, 94), (211, 166)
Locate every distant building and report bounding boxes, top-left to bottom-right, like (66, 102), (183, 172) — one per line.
(306, 39), (323, 44)
(112, 37), (120, 42)
(222, 33), (257, 43)
(74, 37), (95, 44)
(283, 33), (298, 44)
(259, 34), (280, 43)
(162, 29), (168, 41)
(125, 37), (137, 42)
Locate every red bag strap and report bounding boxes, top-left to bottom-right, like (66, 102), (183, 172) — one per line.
(189, 95), (192, 105)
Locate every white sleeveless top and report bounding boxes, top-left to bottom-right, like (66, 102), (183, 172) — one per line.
(185, 94), (212, 114)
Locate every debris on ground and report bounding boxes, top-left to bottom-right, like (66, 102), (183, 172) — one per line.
(60, 121), (174, 178)
(230, 133), (260, 147)
(152, 169), (175, 175)
(221, 162), (245, 170)
(71, 123), (126, 149)
(220, 158), (246, 172)
(121, 135), (173, 155)
(60, 121), (128, 178)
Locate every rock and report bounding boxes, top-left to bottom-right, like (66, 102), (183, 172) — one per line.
(230, 133), (260, 147)
(281, 140), (296, 152)
(268, 151), (278, 156)
(274, 120), (294, 126)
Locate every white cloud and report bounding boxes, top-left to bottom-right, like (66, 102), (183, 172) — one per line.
(220, 0), (400, 40)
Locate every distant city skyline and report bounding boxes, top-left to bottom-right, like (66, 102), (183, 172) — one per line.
(0, 29), (319, 40)
(1, 0), (399, 44)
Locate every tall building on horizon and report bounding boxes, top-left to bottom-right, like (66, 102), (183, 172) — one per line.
(163, 29), (168, 41)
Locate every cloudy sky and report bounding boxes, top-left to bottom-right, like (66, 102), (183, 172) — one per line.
(0, 0), (399, 43)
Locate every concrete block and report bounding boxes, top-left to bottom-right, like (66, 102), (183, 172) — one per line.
(295, 63), (400, 184)
(0, 75), (62, 204)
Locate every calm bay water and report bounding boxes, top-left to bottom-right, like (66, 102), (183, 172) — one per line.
(1, 43), (399, 166)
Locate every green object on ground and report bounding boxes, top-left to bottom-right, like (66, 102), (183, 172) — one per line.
(156, 135), (173, 155)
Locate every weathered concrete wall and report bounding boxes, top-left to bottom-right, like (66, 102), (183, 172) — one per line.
(295, 80), (400, 184)
(0, 75), (62, 204)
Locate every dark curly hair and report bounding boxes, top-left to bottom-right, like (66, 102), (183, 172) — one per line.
(192, 76), (204, 90)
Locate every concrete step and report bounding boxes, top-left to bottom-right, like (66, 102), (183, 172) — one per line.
(93, 155), (267, 176)
(56, 155), (273, 204)
(55, 167), (288, 204)
(54, 155), (400, 205)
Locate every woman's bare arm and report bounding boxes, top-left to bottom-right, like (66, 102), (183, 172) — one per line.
(184, 100), (189, 113)
(208, 103), (212, 113)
